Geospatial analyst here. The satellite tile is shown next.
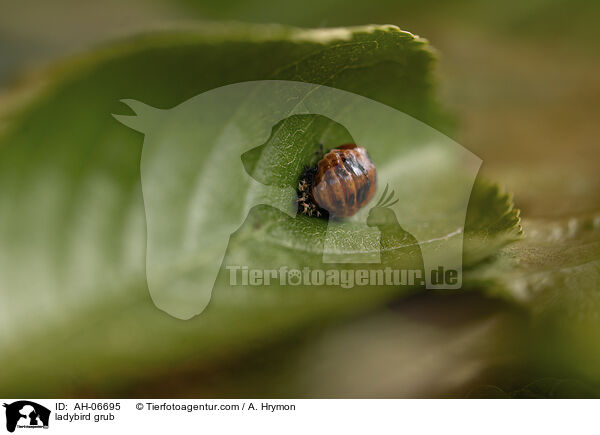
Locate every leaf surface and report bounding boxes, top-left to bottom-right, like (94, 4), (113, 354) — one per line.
(0, 24), (520, 395)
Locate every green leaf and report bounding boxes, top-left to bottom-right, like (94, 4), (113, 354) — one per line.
(0, 23), (520, 396)
(468, 379), (600, 399)
(468, 212), (600, 380)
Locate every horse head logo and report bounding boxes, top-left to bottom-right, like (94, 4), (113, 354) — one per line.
(114, 80), (481, 319)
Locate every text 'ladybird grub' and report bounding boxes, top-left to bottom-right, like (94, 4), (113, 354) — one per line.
(297, 144), (376, 218)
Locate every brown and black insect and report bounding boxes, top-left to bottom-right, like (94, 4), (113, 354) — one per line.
(297, 144), (376, 218)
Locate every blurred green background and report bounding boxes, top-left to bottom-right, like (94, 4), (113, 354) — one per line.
(1, 0), (599, 397)
(3, 0), (599, 216)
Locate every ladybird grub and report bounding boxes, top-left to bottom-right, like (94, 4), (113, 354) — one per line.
(297, 144), (376, 218)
